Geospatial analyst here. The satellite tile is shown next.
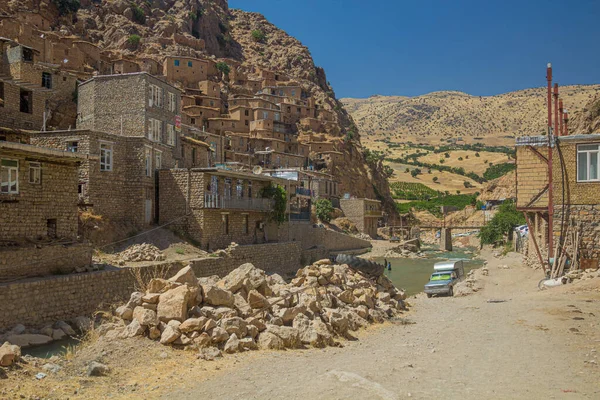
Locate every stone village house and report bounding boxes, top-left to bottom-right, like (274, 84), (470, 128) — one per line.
(340, 198), (383, 238)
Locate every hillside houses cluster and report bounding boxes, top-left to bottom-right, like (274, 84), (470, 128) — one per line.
(0, 13), (382, 279)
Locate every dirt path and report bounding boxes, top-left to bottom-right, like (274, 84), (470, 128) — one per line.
(166, 251), (600, 399)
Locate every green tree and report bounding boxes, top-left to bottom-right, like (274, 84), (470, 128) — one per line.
(444, 152), (450, 158)
(479, 200), (525, 245)
(475, 152), (480, 157)
(127, 34), (141, 48)
(433, 176), (439, 183)
(131, 4), (146, 24)
(315, 199), (334, 223)
(260, 184), (287, 225)
(251, 29), (266, 42)
(215, 61), (231, 76)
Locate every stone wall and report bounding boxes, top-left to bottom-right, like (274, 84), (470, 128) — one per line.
(0, 241), (305, 330)
(0, 79), (47, 130)
(553, 205), (600, 260)
(0, 243), (92, 279)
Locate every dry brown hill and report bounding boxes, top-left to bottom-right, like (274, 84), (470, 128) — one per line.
(342, 86), (600, 145)
(571, 95), (600, 134)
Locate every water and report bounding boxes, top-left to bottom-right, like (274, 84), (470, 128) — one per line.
(21, 337), (81, 359)
(375, 245), (484, 296)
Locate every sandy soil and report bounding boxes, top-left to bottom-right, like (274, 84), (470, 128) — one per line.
(4, 250), (599, 399)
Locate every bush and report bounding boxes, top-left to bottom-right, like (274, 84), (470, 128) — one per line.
(433, 177), (439, 183)
(52, 0), (80, 15)
(260, 184), (287, 225)
(127, 34), (141, 48)
(444, 152), (450, 158)
(315, 199), (333, 223)
(410, 168), (421, 178)
(475, 152), (480, 157)
(458, 157), (463, 161)
(251, 29), (266, 42)
(215, 61), (230, 75)
(479, 200), (525, 245)
(463, 181), (471, 188)
(131, 4), (146, 24)
(483, 163), (516, 180)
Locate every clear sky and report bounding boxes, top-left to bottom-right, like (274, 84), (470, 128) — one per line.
(229, 0), (600, 99)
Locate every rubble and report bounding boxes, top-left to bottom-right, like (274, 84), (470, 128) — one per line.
(107, 260), (407, 356)
(118, 243), (165, 262)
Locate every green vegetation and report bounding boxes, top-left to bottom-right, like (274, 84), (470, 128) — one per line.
(127, 34), (141, 48)
(410, 168), (421, 178)
(479, 200), (525, 245)
(215, 61), (231, 76)
(52, 0), (80, 15)
(260, 185), (287, 225)
(390, 182), (438, 200)
(483, 162), (516, 180)
(395, 193), (479, 218)
(251, 29), (266, 42)
(315, 199), (334, 222)
(175, 248), (185, 255)
(433, 176), (439, 183)
(131, 3), (146, 24)
(386, 155), (485, 183)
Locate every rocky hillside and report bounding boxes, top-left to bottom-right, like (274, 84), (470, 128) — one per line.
(571, 95), (600, 134)
(342, 85), (600, 141)
(0, 0), (397, 218)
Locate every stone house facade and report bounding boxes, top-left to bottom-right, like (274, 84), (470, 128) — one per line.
(340, 198), (382, 238)
(163, 56), (208, 87)
(0, 141), (92, 278)
(30, 129), (175, 228)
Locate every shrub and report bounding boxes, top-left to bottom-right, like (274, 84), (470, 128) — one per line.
(483, 162), (516, 180)
(251, 29), (266, 42)
(131, 4), (146, 24)
(458, 157), (463, 161)
(215, 61), (230, 75)
(52, 0), (80, 16)
(479, 200), (525, 245)
(475, 152), (480, 157)
(463, 181), (472, 188)
(410, 168), (421, 178)
(444, 152), (450, 158)
(260, 184), (287, 225)
(405, 168), (410, 173)
(433, 176), (439, 183)
(127, 34), (141, 48)
(315, 199), (333, 223)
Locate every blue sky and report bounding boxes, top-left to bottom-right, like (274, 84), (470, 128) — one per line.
(229, 0), (600, 98)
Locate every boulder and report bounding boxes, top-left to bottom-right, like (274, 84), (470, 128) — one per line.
(121, 319), (146, 338)
(52, 329), (67, 341)
(239, 337), (258, 350)
(314, 259), (332, 266)
(203, 319), (217, 332)
(276, 305), (307, 324)
(9, 324), (26, 335)
(173, 334), (193, 346)
(377, 292), (391, 303)
(210, 327), (229, 344)
(218, 263), (261, 293)
(292, 314), (332, 348)
(87, 361), (109, 377)
(246, 317), (266, 332)
(320, 266), (334, 278)
(247, 289), (270, 309)
(125, 292), (144, 309)
(168, 265), (198, 287)
(337, 289), (355, 304)
(0, 342), (21, 367)
(197, 347), (222, 361)
(157, 285), (192, 322)
(246, 324), (259, 339)
(116, 305), (133, 320)
(220, 317), (247, 337)
(55, 321), (76, 336)
(179, 317), (208, 333)
(368, 309), (386, 323)
(201, 284), (234, 307)
(257, 331), (284, 350)
(357, 294), (375, 309)
(223, 333), (240, 354)
(71, 316), (93, 332)
(147, 278), (181, 294)
(159, 325), (181, 344)
(142, 303), (158, 311)
(133, 307), (158, 326)
(194, 332), (212, 348)
(264, 325), (300, 349)
(5, 334), (53, 348)
(142, 293), (160, 304)
(149, 326), (161, 340)
(233, 294), (252, 318)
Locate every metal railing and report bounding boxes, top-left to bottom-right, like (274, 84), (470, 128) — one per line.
(204, 193), (273, 211)
(295, 187), (312, 196)
(290, 212), (311, 221)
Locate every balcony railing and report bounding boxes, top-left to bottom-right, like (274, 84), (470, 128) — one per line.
(295, 187), (312, 197)
(204, 193), (273, 211)
(365, 210), (383, 217)
(290, 212), (311, 221)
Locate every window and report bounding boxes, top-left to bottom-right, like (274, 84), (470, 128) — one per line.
(0, 82), (5, 107)
(577, 144), (600, 182)
(190, 118), (196, 125)
(155, 151), (162, 170)
(20, 89), (32, 114)
(168, 92), (177, 113)
(174, 59), (180, 66)
(262, 111), (268, 119)
(149, 84), (163, 107)
(42, 72), (52, 89)
(144, 147), (152, 177)
(1, 159), (18, 194)
(22, 48), (33, 62)
(243, 214), (249, 234)
(248, 181), (252, 198)
(236, 180), (243, 198)
(244, 110), (249, 116)
(166, 124), (175, 146)
(291, 89), (296, 97)
(187, 61), (193, 67)
(245, 120), (249, 126)
(29, 162), (41, 184)
(67, 141), (78, 152)
(209, 100), (215, 107)
(239, 137), (244, 147)
(222, 213), (229, 235)
(275, 113), (280, 121)
(47, 219), (57, 239)
(148, 119), (162, 142)
(224, 178), (232, 199)
(100, 143), (113, 171)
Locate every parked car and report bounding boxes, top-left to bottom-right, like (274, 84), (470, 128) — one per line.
(424, 260), (465, 297)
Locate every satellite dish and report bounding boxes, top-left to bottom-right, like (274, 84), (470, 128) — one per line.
(253, 166), (263, 175)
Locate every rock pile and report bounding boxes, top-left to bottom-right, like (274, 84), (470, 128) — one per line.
(564, 268), (600, 283)
(119, 243), (165, 262)
(110, 260), (406, 355)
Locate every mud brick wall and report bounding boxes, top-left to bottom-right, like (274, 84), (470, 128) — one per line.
(0, 242), (305, 330)
(0, 79), (47, 130)
(0, 243), (92, 279)
(0, 150), (79, 241)
(516, 146), (549, 209)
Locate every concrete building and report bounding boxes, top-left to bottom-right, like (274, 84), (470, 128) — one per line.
(340, 198), (382, 238)
(0, 141), (92, 278)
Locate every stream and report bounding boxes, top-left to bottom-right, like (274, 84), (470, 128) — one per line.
(374, 244), (484, 296)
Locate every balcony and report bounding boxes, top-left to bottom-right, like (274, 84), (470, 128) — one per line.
(290, 212), (311, 221)
(365, 209), (383, 217)
(295, 187), (312, 197)
(204, 193), (273, 212)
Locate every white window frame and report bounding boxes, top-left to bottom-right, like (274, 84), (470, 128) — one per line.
(577, 144), (600, 182)
(148, 119), (162, 142)
(1, 158), (19, 194)
(149, 84), (163, 108)
(155, 150), (162, 170)
(166, 124), (175, 146)
(29, 162), (41, 184)
(262, 111), (268, 120)
(145, 146), (152, 177)
(168, 92), (177, 113)
(100, 142), (113, 172)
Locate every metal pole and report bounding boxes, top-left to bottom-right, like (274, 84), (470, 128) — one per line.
(547, 63), (554, 260)
(558, 99), (563, 137)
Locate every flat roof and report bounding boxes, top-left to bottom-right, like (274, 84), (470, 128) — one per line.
(0, 141), (89, 162)
(556, 133), (600, 142)
(191, 168), (275, 182)
(79, 71), (180, 91)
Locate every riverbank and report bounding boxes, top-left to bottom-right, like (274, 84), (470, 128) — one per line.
(3, 249), (600, 399)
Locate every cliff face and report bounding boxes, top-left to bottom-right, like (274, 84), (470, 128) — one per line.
(0, 0), (398, 219)
(571, 95), (600, 135)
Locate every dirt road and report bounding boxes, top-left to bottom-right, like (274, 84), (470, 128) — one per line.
(167, 251), (600, 399)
